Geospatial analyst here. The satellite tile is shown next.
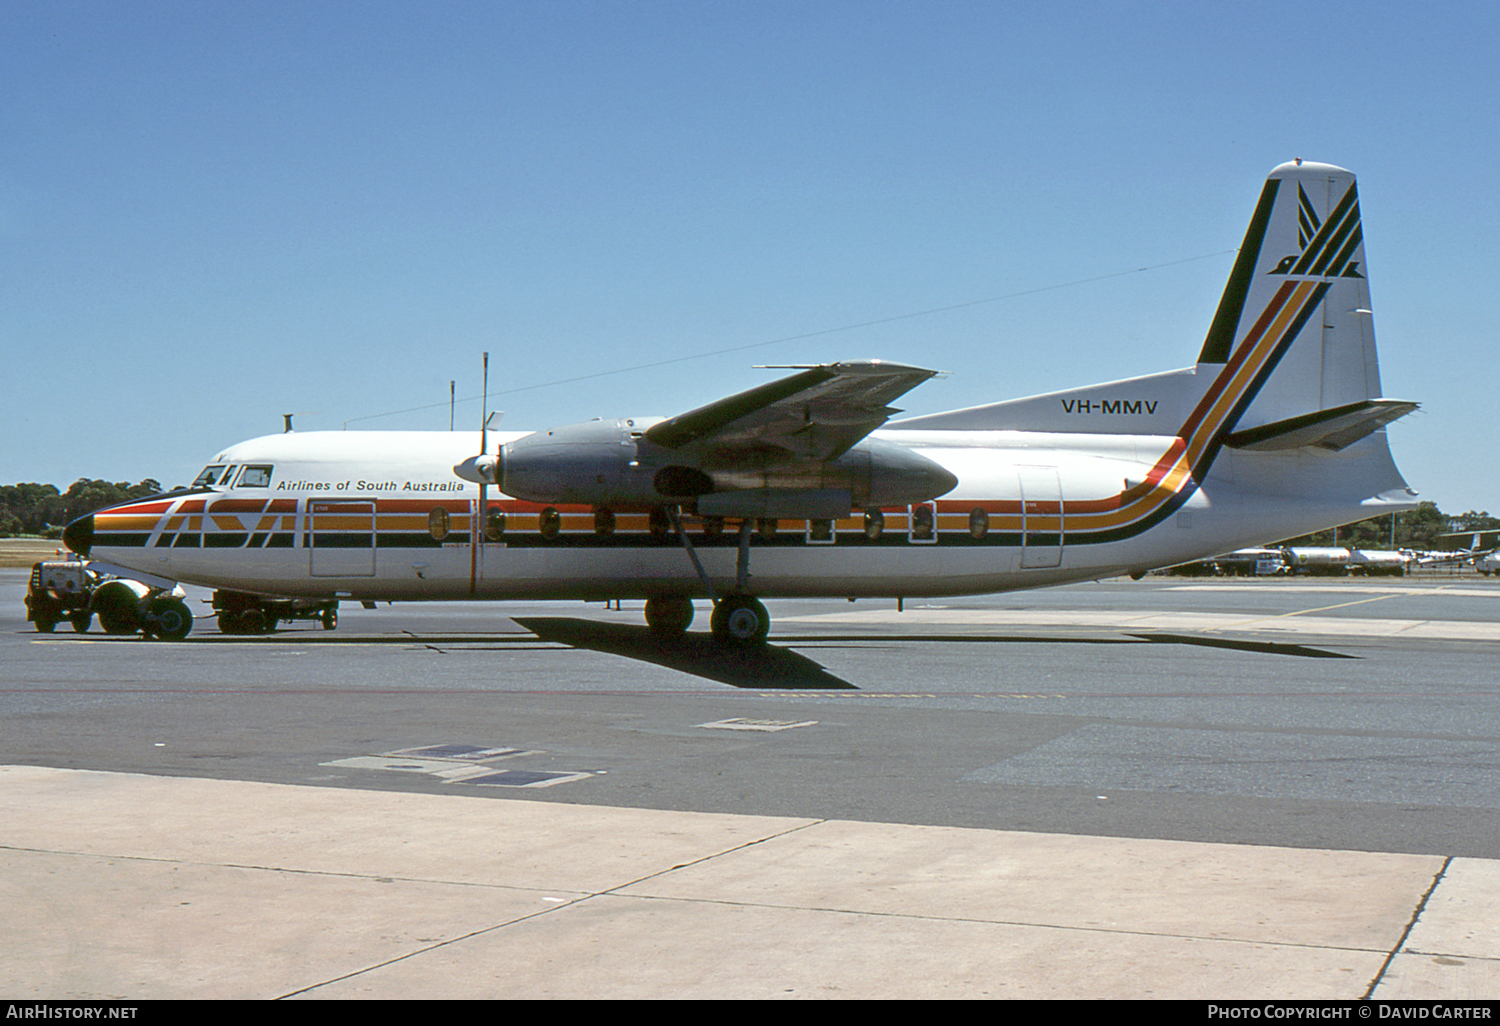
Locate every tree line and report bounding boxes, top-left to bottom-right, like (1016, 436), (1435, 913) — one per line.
(0, 479), (167, 538)
(1281, 502), (1499, 552)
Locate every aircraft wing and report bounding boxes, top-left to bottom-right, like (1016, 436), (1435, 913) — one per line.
(644, 360), (939, 462)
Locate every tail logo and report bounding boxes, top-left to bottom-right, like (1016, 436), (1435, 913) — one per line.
(1268, 183), (1365, 279)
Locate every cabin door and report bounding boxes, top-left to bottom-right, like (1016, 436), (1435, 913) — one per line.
(309, 500), (376, 577)
(1018, 466), (1063, 569)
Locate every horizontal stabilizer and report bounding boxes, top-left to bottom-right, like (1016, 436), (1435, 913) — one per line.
(1223, 399), (1417, 452)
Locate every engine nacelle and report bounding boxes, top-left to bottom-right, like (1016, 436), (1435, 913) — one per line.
(494, 419), (667, 508)
(458, 418), (958, 516)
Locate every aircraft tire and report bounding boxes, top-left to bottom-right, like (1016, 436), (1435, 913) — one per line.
(645, 596), (693, 634)
(29, 595), (61, 633)
(321, 608), (338, 630)
(711, 595), (769, 646)
(94, 580), (148, 635)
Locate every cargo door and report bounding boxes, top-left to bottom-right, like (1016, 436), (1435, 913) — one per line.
(1018, 466), (1063, 569)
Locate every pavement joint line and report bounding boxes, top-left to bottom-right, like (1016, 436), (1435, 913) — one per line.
(0, 841), (584, 892)
(277, 887), (603, 1000)
(599, 889), (1407, 953)
(277, 818), (831, 999)
(594, 817), (829, 888)
(1362, 855), (1453, 1000)
(279, 840), (1415, 1000)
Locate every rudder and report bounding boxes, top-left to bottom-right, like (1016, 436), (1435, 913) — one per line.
(1199, 160), (1385, 432)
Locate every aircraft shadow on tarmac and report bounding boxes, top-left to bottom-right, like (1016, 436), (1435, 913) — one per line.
(1126, 633), (1356, 659)
(511, 617), (859, 690)
(509, 620), (1355, 690)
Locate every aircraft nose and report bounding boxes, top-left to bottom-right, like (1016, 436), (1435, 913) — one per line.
(63, 514), (94, 558)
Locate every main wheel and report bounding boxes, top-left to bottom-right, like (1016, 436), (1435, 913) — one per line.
(645, 596), (694, 634)
(710, 595), (770, 646)
(321, 608), (338, 630)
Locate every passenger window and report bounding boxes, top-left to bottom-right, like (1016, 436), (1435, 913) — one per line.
(236, 465), (274, 488)
(484, 508), (506, 541)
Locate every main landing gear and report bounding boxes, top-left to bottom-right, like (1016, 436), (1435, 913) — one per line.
(645, 592), (771, 646)
(647, 510), (773, 646)
(709, 593), (770, 645)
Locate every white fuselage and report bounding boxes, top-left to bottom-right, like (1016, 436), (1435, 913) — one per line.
(80, 421), (1411, 604)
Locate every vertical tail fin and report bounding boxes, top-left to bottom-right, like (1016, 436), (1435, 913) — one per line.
(1197, 160), (1386, 432)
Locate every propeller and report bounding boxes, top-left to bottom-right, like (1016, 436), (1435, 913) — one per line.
(461, 355), (507, 592)
(471, 354), (489, 594)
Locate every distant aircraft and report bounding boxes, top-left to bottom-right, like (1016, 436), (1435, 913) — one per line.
(1428, 530), (1500, 573)
(65, 161), (1419, 643)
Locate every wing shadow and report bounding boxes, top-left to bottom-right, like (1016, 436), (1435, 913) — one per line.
(512, 618), (858, 690)
(1126, 633), (1357, 659)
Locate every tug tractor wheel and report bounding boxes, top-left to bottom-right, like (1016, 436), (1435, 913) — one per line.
(321, 608), (338, 631)
(217, 611), (243, 634)
(29, 596), (61, 633)
(70, 611), (93, 633)
(710, 595), (770, 646)
(148, 596), (194, 640)
(644, 596), (694, 635)
(240, 608), (267, 635)
(93, 581), (147, 635)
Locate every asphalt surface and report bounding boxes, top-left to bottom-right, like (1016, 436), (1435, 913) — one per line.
(6, 569), (1500, 859)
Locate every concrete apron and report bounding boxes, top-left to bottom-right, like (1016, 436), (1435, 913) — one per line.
(1, 765), (1496, 999)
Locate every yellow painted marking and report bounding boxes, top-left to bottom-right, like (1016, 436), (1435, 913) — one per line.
(1205, 591), (1408, 633)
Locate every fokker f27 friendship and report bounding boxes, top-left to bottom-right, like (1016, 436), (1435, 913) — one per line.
(64, 161), (1418, 643)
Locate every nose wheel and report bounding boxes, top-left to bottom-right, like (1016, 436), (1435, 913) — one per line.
(710, 594), (770, 645)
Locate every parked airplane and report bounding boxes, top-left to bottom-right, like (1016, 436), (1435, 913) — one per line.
(64, 160), (1418, 643)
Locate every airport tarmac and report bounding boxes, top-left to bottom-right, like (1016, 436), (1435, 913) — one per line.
(3, 571), (1499, 998)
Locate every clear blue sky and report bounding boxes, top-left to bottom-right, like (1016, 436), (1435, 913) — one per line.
(4, 1), (1496, 515)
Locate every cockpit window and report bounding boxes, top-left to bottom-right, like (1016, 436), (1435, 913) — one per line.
(192, 465), (227, 487)
(236, 465), (274, 488)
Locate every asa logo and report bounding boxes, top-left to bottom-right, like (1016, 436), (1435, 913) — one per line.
(1268, 183), (1365, 279)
